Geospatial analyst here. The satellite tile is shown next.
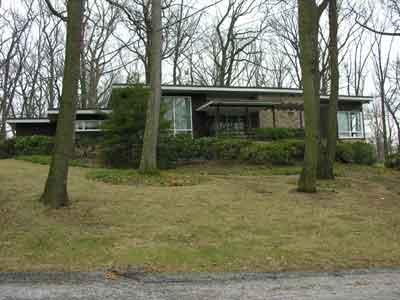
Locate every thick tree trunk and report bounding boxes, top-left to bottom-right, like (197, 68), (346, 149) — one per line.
(318, 0), (338, 179)
(297, 0), (321, 193)
(40, 0), (83, 208)
(139, 0), (161, 173)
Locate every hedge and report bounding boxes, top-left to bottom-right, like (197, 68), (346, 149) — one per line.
(336, 142), (376, 165)
(15, 136), (53, 156)
(251, 128), (305, 141)
(158, 137), (376, 167)
(240, 140), (305, 165)
(385, 152), (400, 170)
(2, 134), (377, 168)
(0, 139), (16, 159)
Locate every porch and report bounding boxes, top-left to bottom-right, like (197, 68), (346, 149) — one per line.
(195, 99), (304, 137)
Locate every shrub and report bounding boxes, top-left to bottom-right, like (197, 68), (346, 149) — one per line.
(100, 143), (135, 169)
(252, 128), (305, 141)
(336, 142), (376, 165)
(335, 143), (354, 163)
(385, 152), (400, 170)
(212, 138), (252, 160)
(0, 139), (16, 159)
(194, 137), (219, 160)
(74, 135), (102, 160)
(241, 140), (305, 165)
(157, 135), (219, 169)
(352, 142), (377, 165)
(14, 135), (53, 156)
(99, 85), (170, 168)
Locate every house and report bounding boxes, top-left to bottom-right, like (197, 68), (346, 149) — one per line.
(7, 84), (372, 140)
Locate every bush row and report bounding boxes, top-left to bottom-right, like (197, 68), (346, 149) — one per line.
(0, 139), (16, 159)
(385, 152), (400, 170)
(1, 135), (377, 169)
(157, 136), (376, 168)
(335, 142), (377, 165)
(251, 128), (305, 141)
(0, 135), (53, 158)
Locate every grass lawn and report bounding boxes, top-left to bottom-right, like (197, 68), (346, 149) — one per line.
(1, 158), (400, 273)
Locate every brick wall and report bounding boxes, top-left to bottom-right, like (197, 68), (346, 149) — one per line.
(259, 109), (303, 129)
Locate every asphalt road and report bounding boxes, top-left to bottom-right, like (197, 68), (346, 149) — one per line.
(1, 269), (400, 300)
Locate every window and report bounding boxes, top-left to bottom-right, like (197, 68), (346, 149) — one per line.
(337, 111), (364, 139)
(75, 120), (103, 132)
(162, 96), (193, 135)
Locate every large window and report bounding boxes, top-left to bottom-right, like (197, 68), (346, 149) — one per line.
(337, 111), (364, 139)
(162, 96), (193, 135)
(75, 120), (103, 132)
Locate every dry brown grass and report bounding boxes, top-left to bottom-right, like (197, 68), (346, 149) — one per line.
(1, 159), (400, 273)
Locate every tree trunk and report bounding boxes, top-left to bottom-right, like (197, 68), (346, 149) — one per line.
(380, 86), (389, 161)
(297, 0), (322, 193)
(139, 0), (161, 173)
(40, 0), (83, 208)
(318, 0), (338, 180)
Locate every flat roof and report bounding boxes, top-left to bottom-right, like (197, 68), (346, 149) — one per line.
(112, 84), (373, 102)
(47, 109), (112, 115)
(7, 119), (50, 124)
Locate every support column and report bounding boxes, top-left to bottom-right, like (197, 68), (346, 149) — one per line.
(299, 110), (303, 129)
(272, 107), (276, 128)
(215, 105), (220, 136)
(245, 106), (250, 135)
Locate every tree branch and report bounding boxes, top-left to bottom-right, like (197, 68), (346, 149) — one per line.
(356, 19), (400, 37)
(43, 0), (67, 21)
(318, 0), (330, 18)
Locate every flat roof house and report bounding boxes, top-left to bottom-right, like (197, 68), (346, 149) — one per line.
(7, 84), (372, 140)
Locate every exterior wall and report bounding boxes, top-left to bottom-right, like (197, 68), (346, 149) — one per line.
(14, 123), (56, 137)
(190, 94), (210, 138)
(259, 101), (363, 131)
(260, 109), (303, 129)
(259, 110), (274, 128)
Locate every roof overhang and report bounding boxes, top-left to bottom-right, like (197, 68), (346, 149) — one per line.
(112, 84), (373, 103)
(196, 100), (304, 112)
(47, 109), (112, 115)
(7, 119), (50, 124)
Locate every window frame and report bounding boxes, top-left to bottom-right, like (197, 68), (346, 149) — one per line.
(337, 111), (365, 139)
(75, 120), (103, 132)
(162, 96), (193, 136)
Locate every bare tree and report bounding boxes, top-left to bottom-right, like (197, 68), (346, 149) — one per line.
(168, 0), (200, 85)
(268, 1), (303, 88)
(80, 0), (121, 108)
(372, 32), (394, 161)
(193, 0), (266, 86)
(318, 0), (338, 180)
(297, 0), (329, 193)
(343, 26), (372, 96)
(383, 57), (400, 150)
(355, 0), (400, 36)
(139, 0), (161, 173)
(40, 0), (84, 208)
(0, 1), (35, 138)
(106, 0), (178, 84)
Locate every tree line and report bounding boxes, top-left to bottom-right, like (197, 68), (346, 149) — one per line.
(0, 0), (399, 206)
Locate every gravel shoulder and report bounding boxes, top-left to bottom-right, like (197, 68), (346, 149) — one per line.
(1, 269), (400, 300)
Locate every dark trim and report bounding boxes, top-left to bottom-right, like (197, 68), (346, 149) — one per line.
(272, 108), (276, 128)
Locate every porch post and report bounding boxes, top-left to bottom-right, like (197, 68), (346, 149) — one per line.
(272, 107), (276, 128)
(245, 106), (250, 135)
(215, 105), (220, 136)
(299, 110), (303, 128)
